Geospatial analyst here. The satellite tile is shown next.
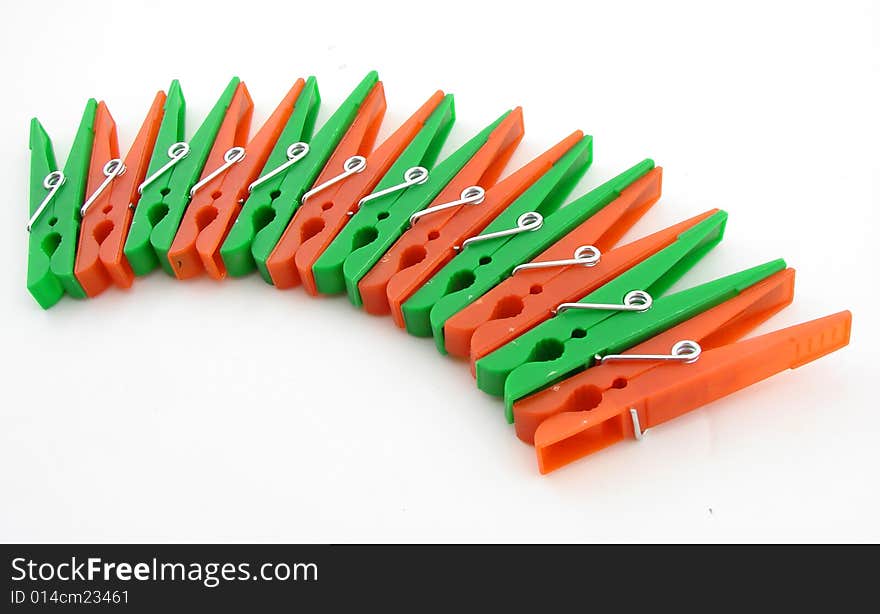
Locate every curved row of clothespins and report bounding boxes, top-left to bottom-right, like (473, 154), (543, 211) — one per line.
(26, 71), (852, 473)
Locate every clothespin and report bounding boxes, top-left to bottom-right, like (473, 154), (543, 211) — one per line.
(124, 78), (241, 276)
(266, 90), (453, 294)
(311, 95), (455, 297)
(478, 250), (789, 420)
(449, 208), (728, 369)
(402, 158), (657, 348)
(220, 71), (381, 282)
(516, 268), (797, 445)
(316, 109), (522, 309)
(74, 94), (165, 296)
(167, 78), (320, 279)
(522, 271), (852, 474)
(359, 110), (570, 326)
(262, 78), (385, 290)
(26, 99), (97, 308)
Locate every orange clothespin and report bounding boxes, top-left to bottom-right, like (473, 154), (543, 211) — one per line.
(357, 108), (529, 325)
(166, 81), (257, 279)
(513, 269), (852, 474)
(266, 82), (418, 293)
(74, 94), (165, 296)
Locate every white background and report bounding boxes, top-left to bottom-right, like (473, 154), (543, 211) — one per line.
(1, 0), (877, 543)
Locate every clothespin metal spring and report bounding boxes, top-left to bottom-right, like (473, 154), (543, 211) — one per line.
(409, 185), (485, 226)
(138, 141), (190, 195)
(458, 211), (544, 250)
(301, 155), (367, 203)
(596, 339), (702, 365)
(357, 166), (429, 211)
(81, 158), (126, 217)
(190, 147), (246, 198)
(512, 244), (601, 274)
(248, 142), (310, 193)
(555, 289), (653, 314)
(27, 170), (65, 232)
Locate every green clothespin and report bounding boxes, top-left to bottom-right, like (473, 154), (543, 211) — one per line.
(473, 216), (783, 421)
(221, 71), (379, 282)
(124, 78), (239, 276)
(403, 158), (654, 347)
(241, 75), (320, 201)
(314, 110), (514, 307)
(26, 100), (97, 308)
(311, 94), (456, 295)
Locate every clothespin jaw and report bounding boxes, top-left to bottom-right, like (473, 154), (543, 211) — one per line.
(74, 93), (166, 296)
(27, 99), (97, 308)
(356, 108), (539, 324)
(264, 80), (391, 292)
(444, 167), (672, 366)
(311, 93), (456, 296)
(220, 71), (380, 282)
(169, 79), (326, 280)
(516, 268), (798, 447)
(402, 158), (657, 348)
(532, 296), (851, 473)
(124, 77), (241, 276)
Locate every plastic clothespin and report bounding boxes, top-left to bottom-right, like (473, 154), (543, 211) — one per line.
(74, 95), (165, 296)
(263, 78), (386, 290)
(27, 99), (97, 308)
(316, 108), (519, 309)
(479, 251), (789, 420)
(358, 109), (555, 325)
(167, 78), (320, 279)
(445, 167), (670, 366)
(220, 71), (380, 282)
(522, 271), (852, 474)
(124, 78), (241, 276)
(164, 79), (252, 278)
(311, 95), (455, 297)
(266, 89), (452, 294)
(402, 158), (657, 348)
(516, 268), (797, 445)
